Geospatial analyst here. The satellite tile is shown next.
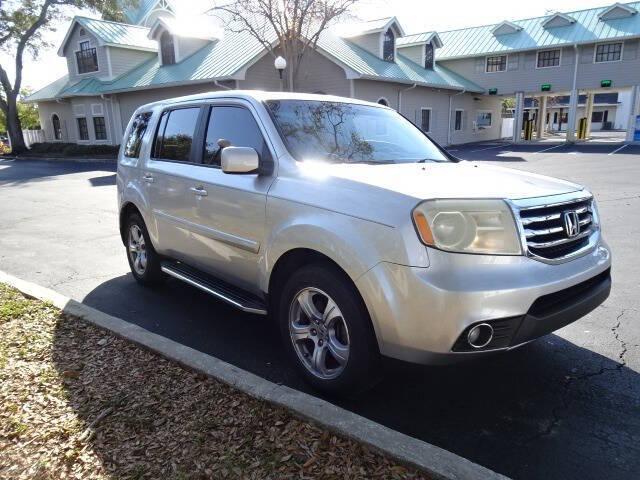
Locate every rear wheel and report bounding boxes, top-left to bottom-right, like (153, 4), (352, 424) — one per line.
(125, 213), (164, 285)
(278, 263), (381, 395)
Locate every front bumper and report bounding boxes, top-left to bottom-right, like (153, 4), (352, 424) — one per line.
(355, 241), (612, 364)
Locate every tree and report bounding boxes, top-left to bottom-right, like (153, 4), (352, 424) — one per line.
(211, 0), (358, 92)
(0, 89), (40, 132)
(0, 0), (136, 153)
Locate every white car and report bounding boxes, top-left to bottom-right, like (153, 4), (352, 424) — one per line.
(117, 91), (612, 394)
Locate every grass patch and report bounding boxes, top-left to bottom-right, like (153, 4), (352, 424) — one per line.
(0, 283), (427, 479)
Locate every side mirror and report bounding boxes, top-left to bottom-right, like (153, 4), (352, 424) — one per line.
(221, 146), (259, 174)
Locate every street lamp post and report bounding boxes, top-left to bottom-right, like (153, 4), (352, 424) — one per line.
(274, 56), (287, 92)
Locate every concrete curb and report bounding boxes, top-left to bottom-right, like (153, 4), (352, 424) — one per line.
(0, 270), (509, 480)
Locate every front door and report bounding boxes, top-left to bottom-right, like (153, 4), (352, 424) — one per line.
(182, 102), (276, 295)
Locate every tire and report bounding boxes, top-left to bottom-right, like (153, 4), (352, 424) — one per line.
(125, 212), (164, 286)
(277, 263), (381, 396)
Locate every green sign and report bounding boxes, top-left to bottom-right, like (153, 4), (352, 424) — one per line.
(488, 88), (498, 95)
(541, 84), (552, 92)
(601, 79), (612, 88)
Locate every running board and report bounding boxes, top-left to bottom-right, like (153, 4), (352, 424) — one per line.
(160, 261), (268, 315)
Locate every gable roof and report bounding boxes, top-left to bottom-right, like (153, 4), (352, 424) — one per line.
(491, 21), (522, 35)
(339, 16), (406, 38)
(316, 31), (483, 92)
(542, 12), (576, 29)
(57, 16), (157, 56)
(598, 2), (638, 19)
(123, 0), (175, 25)
(396, 32), (443, 48)
(437, 1), (640, 59)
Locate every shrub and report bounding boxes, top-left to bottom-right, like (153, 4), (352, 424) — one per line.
(28, 142), (120, 156)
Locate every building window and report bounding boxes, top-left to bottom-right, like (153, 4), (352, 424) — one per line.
(79, 28), (86, 36)
(93, 116), (107, 140)
(76, 42), (98, 74)
(421, 108), (431, 132)
(77, 117), (89, 140)
(476, 111), (493, 128)
(160, 31), (176, 65)
(454, 110), (463, 131)
(383, 28), (395, 62)
(424, 43), (434, 69)
(377, 97), (389, 106)
(595, 42), (622, 62)
(52, 114), (62, 140)
(486, 55), (507, 72)
(537, 49), (561, 68)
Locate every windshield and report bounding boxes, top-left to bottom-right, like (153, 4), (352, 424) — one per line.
(266, 100), (449, 164)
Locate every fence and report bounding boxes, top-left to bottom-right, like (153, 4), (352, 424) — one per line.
(6, 129), (46, 150)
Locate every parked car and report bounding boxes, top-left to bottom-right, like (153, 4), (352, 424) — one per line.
(117, 91), (611, 394)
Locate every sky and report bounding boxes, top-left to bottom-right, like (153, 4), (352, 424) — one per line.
(2, 0), (616, 93)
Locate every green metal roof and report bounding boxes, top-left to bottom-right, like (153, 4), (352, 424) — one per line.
(317, 31), (484, 92)
(75, 16), (156, 50)
(437, 1), (640, 59)
(396, 32), (436, 46)
(123, 0), (174, 25)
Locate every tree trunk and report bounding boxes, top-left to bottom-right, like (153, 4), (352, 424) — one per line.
(6, 94), (27, 154)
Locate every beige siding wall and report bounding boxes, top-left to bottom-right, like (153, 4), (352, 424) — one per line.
(37, 101), (76, 143)
(353, 79), (503, 145)
(116, 83), (223, 133)
(176, 37), (208, 61)
(108, 47), (156, 79)
(398, 45), (423, 66)
(238, 54), (283, 91)
(439, 40), (640, 95)
(294, 49), (351, 96)
(348, 33), (381, 57)
(63, 23), (109, 82)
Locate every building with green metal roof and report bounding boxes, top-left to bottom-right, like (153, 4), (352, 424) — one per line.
(25, 1), (640, 147)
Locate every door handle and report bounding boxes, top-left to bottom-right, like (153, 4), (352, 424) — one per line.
(190, 186), (208, 197)
(142, 173), (154, 183)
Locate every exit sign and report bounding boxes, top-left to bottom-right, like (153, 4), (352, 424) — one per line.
(601, 79), (612, 88)
(488, 88), (498, 95)
(541, 84), (552, 92)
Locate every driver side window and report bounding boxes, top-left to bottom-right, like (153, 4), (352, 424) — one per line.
(203, 106), (270, 167)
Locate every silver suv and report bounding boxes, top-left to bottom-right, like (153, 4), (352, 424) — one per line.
(117, 91), (611, 394)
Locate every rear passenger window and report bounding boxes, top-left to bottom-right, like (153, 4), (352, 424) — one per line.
(124, 112), (152, 158)
(153, 107), (200, 162)
(203, 106), (269, 167)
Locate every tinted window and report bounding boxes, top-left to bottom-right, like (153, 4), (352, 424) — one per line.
(203, 106), (268, 167)
(154, 108), (200, 162)
(124, 112), (152, 158)
(267, 100), (448, 164)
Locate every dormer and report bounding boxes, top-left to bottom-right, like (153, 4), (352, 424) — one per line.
(599, 3), (638, 21)
(338, 17), (405, 62)
(542, 12), (576, 29)
(148, 16), (218, 66)
(491, 20), (522, 36)
(396, 32), (444, 69)
(123, 0), (176, 27)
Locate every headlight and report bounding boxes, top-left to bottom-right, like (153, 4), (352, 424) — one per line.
(412, 199), (522, 255)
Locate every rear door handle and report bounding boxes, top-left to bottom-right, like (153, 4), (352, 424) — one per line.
(142, 173), (154, 183)
(190, 186), (208, 197)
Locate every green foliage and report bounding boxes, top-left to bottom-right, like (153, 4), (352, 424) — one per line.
(0, 89), (40, 132)
(28, 142), (120, 156)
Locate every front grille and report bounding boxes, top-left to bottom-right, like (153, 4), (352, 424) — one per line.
(518, 196), (596, 261)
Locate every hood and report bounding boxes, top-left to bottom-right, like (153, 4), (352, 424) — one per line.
(300, 161), (582, 200)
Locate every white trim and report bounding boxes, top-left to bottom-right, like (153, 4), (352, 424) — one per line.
(599, 3), (638, 21)
(454, 109), (464, 131)
(593, 41), (624, 63)
(542, 13), (576, 29)
(485, 54), (508, 73)
(420, 107), (432, 133)
(349, 79), (355, 98)
(536, 48), (562, 69)
(491, 21), (522, 36)
(475, 110), (494, 130)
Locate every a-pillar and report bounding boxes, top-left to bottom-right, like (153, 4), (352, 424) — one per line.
(626, 85), (640, 143)
(536, 96), (548, 139)
(584, 92), (595, 138)
(566, 89), (580, 143)
(512, 91), (525, 143)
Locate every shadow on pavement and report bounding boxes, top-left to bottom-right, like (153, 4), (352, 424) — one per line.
(0, 158), (115, 186)
(78, 274), (640, 480)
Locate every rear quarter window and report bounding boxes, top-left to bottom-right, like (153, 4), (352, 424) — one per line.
(123, 112), (152, 158)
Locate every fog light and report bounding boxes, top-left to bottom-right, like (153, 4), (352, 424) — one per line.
(467, 323), (494, 349)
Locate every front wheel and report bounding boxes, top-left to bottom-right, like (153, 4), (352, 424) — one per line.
(278, 264), (381, 395)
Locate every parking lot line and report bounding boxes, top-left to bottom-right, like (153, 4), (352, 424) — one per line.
(608, 144), (629, 155)
(534, 144), (565, 154)
(469, 143), (510, 153)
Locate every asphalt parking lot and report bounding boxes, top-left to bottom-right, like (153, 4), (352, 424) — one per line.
(1, 143), (639, 480)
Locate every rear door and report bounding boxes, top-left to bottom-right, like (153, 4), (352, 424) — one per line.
(143, 105), (207, 261)
(183, 101), (276, 294)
